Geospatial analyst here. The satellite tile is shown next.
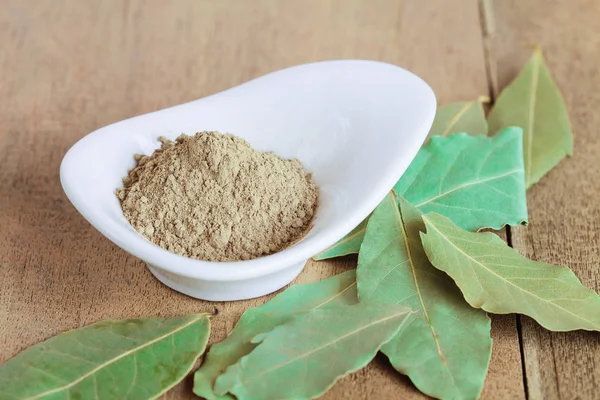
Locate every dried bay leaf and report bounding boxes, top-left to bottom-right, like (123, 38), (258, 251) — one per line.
(358, 193), (491, 400)
(313, 219), (367, 260)
(421, 213), (600, 332)
(214, 303), (414, 400)
(487, 48), (573, 188)
(315, 128), (528, 260)
(426, 97), (489, 142)
(193, 270), (358, 400)
(395, 127), (528, 231)
(0, 314), (211, 400)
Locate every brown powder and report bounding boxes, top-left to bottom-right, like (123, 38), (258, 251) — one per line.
(116, 131), (318, 262)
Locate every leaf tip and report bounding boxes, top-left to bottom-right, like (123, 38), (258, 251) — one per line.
(523, 42), (543, 55)
(566, 146), (574, 157)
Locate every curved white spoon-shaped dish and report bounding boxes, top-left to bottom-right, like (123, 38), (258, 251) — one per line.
(60, 60), (436, 301)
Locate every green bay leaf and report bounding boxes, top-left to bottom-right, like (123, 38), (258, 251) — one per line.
(358, 193), (491, 400)
(313, 219), (367, 260)
(193, 270), (358, 400)
(395, 127), (528, 231)
(421, 213), (600, 332)
(487, 48), (573, 188)
(0, 314), (211, 400)
(214, 303), (413, 400)
(426, 97), (488, 142)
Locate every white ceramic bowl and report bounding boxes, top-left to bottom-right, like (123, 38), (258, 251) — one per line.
(60, 60), (436, 301)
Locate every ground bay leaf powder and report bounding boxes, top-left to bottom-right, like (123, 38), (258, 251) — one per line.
(116, 131), (318, 262)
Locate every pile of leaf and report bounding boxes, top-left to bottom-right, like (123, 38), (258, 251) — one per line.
(1, 48), (598, 400)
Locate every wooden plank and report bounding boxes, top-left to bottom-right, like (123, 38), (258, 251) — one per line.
(0, 0), (523, 398)
(488, 0), (600, 399)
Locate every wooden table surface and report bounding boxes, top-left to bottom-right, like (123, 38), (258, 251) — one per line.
(1, 1), (598, 399)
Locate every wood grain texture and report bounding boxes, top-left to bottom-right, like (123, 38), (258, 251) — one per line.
(488, 0), (600, 399)
(0, 0), (523, 398)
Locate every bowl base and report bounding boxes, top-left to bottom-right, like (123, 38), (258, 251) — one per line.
(146, 260), (307, 301)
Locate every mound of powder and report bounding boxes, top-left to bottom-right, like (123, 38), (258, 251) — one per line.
(116, 131), (318, 262)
